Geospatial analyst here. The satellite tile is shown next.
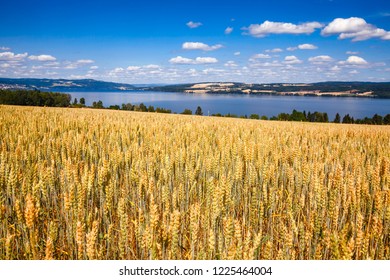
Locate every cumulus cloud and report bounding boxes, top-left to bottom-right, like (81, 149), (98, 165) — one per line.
(284, 55), (302, 64)
(234, 52), (241, 56)
(298, 43), (318, 50)
(28, 54), (56, 61)
(0, 52), (28, 61)
(112, 67), (125, 73)
(225, 27), (233, 34)
(308, 55), (333, 63)
(127, 66), (141, 71)
(251, 53), (271, 59)
(265, 48), (283, 53)
(77, 59), (94, 64)
(0, 47), (11, 51)
(331, 65), (341, 72)
(169, 56), (218, 65)
(186, 21), (202, 28)
(224, 61), (238, 67)
(286, 47), (297, 51)
(249, 60), (283, 68)
(287, 44), (318, 51)
(244, 20), (323, 37)
(182, 42), (223, 51)
(195, 57), (218, 64)
(321, 17), (390, 41)
(90, 66), (99, 70)
(339, 55), (368, 65)
(63, 59), (95, 69)
(144, 64), (160, 69)
(169, 56), (194, 64)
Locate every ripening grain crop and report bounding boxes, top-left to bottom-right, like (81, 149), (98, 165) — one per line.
(0, 105), (389, 259)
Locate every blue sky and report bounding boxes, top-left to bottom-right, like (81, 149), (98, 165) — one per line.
(1, 0), (389, 83)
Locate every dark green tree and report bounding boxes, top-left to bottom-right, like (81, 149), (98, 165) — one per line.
(334, 113), (341, 123)
(92, 100), (104, 109)
(121, 103), (133, 111)
(181, 109), (192, 115)
(384, 114), (390, 125)
(342, 114), (353, 124)
(108, 105), (120, 110)
(290, 109), (306, 121)
(80, 97), (85, 106)
(372, 114), (383, 125)
(195, 106), (203, 116)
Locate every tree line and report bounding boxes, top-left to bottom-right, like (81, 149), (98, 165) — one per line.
(0, 89), (71, 107)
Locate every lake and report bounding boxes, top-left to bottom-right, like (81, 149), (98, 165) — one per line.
(67, 91), (390, 119)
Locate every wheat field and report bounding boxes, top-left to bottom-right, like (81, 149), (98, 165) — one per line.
(0, 105), (389, 260)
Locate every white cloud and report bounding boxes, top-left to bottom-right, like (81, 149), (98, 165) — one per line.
(0, 52), (28, 61)
(110, 67), (125, 75)
(250, 60), (283, 68)
(28, 54), (56, 61)
(169, 56), (194, 64)
(321, 17), (390, 41)
(339, 55), (368, 65)
(169, 56), (218, 65)
(182, 42), (223, 51)
(349, 70), (359, 74)
(225, 27), (233, 34)
(265, 48), (283, 53)
(0, 47), (11, 51)
(346, 51), (359, 55)
(331, 65), (341, 72)
(202, 68), (225, 75)
(186, 21), (202, 28)
(195, 57), (218, 64)
(187, 68), (199, 76)
(0, 63), (11, 68)
(144, 64), (160, 69)
(31, 61), (60, 70)
(284, 55), (302, 64)
(77, 59), (94, 64)
(127, 66), (141, 71)
(224, 60), (238, 67)
(90, 66), (99, 70)
(308, 55), (334, 63)
(64, 59), (95, 69)
(287, 44), (318, 51)
(251, 53), (271, 59)
(298, 43), (317, 50)
(244, 20), (323, 37)
(45, 61), (60, 67)
(287, 47), (297, 51)
(234, 52), (241, 56)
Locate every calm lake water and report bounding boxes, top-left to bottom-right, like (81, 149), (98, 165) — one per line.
(67, 91), (390, 119)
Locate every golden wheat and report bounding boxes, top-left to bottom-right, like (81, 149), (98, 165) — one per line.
(0, 105), (389, 259)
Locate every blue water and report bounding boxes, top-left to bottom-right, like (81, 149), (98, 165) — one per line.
(67, 91), (390, 119)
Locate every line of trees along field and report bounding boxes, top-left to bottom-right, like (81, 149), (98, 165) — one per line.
(0, 89), (71, 107)
(1, 89), (389, 125)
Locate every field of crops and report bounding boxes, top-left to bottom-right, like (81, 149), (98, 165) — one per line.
(0, 105), (389, 260)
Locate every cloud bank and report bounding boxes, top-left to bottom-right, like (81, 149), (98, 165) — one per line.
(244, 20), (323, 37)
(322, 17), (390, 41)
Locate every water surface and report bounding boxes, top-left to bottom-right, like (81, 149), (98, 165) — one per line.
(68, 91), (390, 119)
